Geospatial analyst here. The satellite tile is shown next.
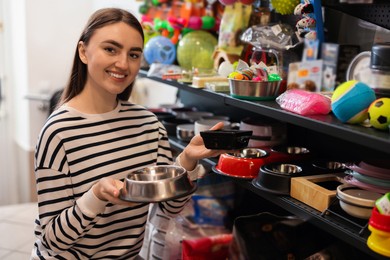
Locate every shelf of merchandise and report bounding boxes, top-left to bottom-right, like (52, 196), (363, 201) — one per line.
(138, 70), (389, 259)
(322, 0), (390, 30)
(138, 70), (390, 154)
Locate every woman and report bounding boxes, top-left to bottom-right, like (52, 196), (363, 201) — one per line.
(32, 8), (225, 259)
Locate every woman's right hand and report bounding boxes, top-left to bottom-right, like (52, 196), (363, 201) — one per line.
(92, 177), (138, 206)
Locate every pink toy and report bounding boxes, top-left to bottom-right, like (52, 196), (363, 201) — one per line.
(188, 16), (203, 30)
(276, 89), (331, 116)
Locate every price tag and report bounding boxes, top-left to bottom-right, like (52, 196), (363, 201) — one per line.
(376, 192), (390, 215)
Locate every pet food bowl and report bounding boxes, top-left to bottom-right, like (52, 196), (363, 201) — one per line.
(337, 184), (382, 219)
(213, 148), (269, 179)
(162, 118), (192, 136)
(153, 111), (175, 122)
(311, 160), (346, 174)
(176, 124), (195, 142)
(253, 163), (303, 195)
(268, 145), (312, 164)
(120, 165), (197, 203)
(200, 129), (253, 150)
(229, 79), (282, 101)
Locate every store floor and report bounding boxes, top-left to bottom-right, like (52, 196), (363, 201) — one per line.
(0, 202), (37, 259)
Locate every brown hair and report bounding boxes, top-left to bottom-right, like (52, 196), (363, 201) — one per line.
(59, 8), (144, 106)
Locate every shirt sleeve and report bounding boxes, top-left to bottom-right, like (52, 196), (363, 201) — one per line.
(35, 168), (108, 254)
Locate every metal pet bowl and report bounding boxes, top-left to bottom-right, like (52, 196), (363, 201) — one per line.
(229, 79), (282, 101)
(214, 148), (269, 179)
(253, 163), (303, 195)
(120, 165), (197, 203)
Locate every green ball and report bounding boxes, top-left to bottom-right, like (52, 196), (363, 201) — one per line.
(177, 31), (217, 70)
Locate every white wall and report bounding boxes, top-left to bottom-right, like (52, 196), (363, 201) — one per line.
(1, 0), (177, 204)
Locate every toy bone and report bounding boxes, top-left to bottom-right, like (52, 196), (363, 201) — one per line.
(296, 17), (316, 29)
(294, 0), (314, 15)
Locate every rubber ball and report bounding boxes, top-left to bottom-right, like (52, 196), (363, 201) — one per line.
(143, 36), (176, 65)
(331, 80), (376, 124)
(177, 31), (217, 70)
(368, 98), (390, 130)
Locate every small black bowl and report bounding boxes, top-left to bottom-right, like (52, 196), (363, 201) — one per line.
(154, 112), (175, 122)
(162, 118), (192, 136)
(200, 130), (253, 150)
(253, 163), (303, 195)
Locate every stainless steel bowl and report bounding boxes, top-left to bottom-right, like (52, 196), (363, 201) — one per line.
(176, 124), (195, 142)
(264, 163), (303, 175)
(229, 79), (282, 101)
(252, 163), (303, 195)
(120, 165), (197, 203)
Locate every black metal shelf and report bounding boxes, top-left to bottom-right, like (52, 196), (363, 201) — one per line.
(322, 0), (390, 30)
(168, 137), (386, 259)
(138, 70), (390, 155)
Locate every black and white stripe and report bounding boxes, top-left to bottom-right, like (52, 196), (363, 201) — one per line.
(31, 102), (191, 259)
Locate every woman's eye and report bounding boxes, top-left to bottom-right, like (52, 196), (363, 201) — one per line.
(129, 53), (141, 59)
(104, 47), (116, 54)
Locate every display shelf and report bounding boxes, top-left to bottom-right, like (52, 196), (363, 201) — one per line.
(168, 137), (386, 259)
(322, 0), (390, 30)
(138, 70), (390, 155)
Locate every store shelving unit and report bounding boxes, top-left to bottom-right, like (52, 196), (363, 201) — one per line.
(138, 70), (389, 259)
(136, 2), (390, 259)
(322, 0), (390, 30)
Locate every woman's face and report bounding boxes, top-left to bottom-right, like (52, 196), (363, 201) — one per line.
(78, 22), (143, 98)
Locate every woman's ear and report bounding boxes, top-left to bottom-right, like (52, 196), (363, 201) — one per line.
(78, 41), (87, 64)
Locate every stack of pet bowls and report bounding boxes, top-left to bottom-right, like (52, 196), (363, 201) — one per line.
(346, 160), (390, 194)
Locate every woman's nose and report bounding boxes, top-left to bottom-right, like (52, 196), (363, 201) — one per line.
(115, 54), (129, 69)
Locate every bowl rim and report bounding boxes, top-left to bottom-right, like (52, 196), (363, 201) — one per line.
(125, 165), (187, 183)
(262, 163), (303, 175)
(228, 78), (282, 83)
(337, 183), (382, 207)
(120, 165), (197, 202)
(223, 148), (269, 159)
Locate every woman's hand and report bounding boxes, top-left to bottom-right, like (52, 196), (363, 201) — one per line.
(179, 122), (233, 171)
(92, 177), (137, 206)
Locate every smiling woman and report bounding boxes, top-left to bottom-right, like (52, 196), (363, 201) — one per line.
(31, 7), (227, 260)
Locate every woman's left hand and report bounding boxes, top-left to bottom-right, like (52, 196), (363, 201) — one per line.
(179, 122), (232, 171)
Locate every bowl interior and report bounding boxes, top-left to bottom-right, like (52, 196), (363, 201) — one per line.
(272, 146), (310, 155)
(264, 163), (302, 175)
(337, 184), (382, 207)
(230, 148), (268, 159)
(127, 166), (185, 182)
(312, 161), (345, 170)
(121, 166), (196, 203)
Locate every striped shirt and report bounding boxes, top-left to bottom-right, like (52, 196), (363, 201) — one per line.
(31, 101), (192, 259)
